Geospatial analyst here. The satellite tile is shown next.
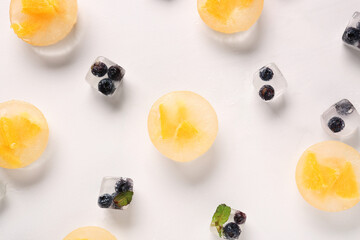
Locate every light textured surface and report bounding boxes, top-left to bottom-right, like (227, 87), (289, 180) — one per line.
(1, 0), (360, 239)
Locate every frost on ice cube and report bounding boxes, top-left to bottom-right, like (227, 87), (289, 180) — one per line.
(342, 12), (360, 50)
(98, 177), (134, 210)
(210, 204), (246, 240)
(253, 63), (287, 101)
(321, 99), (360, 137)
(86, 56), (125, 96)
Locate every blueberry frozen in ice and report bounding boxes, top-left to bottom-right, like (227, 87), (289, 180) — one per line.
(86, 57), (125, 96)
(253, 63), (287, 101)
(321, 99), (360, 137)
(210, 204), (246, 239)
(342, 12), (360, 50)
(98, 177), (134, 210)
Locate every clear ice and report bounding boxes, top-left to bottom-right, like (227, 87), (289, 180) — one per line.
(342, 12), (360, 50)
(98, 177), (134, 210)
(253, 63), (287, 101)
(86, 56), (125, 96)
(321, 99), (360, 137)
(210, 204), (246, 240)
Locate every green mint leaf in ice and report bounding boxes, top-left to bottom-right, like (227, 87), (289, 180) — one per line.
(113, 191), (134, 207)
(211, 204), (231, 237)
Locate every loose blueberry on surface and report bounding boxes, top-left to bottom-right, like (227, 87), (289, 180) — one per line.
(98, 194), (113, 208)
(98, 78), (115, 95)
(259, 85), (275, 101)
(328, 117), (345, 133)
(108, 65), (124, 81)
(223, 222), (241, 240)
(234, 211), (247, 225)
(91, 61), (108, 77)
(115, 178), (133, 193)
(342, 27), (360, 45)
(259, 67), (274, 81)
(335, 99), (355, 115)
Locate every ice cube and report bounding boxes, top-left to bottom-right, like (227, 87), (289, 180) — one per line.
(321, 99), (360, 137)
(210, 204), (246, 239)
(98, 177), (134, 210)
(86, 57), (125, 96)
(253, 63), (287, 101)
(342, 12), (360, 50)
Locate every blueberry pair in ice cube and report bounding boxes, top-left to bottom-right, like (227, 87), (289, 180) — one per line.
(98, 177), (134, 210)
(86, 57), (125, 96)
(342, 12), (360, 50)
(321, 99), (360, 137)
(210, 204), (247, 240)
(253, 63), (287, 101)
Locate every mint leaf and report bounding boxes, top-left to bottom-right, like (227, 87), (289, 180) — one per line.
(211, 204), (231, 237)
(113, 191), (134, 207)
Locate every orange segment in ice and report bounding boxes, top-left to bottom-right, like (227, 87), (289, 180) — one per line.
(198, 0), (264, 33)
(204, 0), (252, 23)
(0, 100), (49, 169)
(21, 0), (59, 15)
(333, 162), (359, 199)
(296, 141), (360, 212)
(175, 121), (199, 140)
(64, 226), (117, 240)
(10, 0), (78, 46)
(148, 91), (218, 162)
(302, 152), (339, 194)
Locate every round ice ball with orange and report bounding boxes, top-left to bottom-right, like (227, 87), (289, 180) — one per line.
(148, 91), (218, 162)
(64, 226), (117, 240)
(296, 141), (360, 212)
(197, 0), (264, 33)
(10, 0), (78, 46)
(0, 100), (49, 169)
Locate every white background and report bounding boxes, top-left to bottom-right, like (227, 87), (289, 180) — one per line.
(1, 0), (360, 239)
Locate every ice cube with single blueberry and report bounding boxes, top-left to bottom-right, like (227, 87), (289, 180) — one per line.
(253, 63), (287, 101)
(321, 99), (360, 137)
(342, 12), (360, 50)
(210, 204), (246, 240)
(86, 56), (125, 96)
(98, 177), (134, 210)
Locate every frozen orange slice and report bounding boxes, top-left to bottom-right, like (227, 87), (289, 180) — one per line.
(0, 100), (49, 169)
(10, 0), (78, 46)
(296, 141), (360, 212)
(21, 0), (58, 15)
(63, 226), (117, 240)
(197, 0), (264, 33)
(148, 91), (218, 162)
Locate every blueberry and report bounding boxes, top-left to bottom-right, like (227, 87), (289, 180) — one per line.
(357, 22), (360, 30)
(98, 78), (115, 95)
(91, 61), (108, 77)
(328, 117), (345, 133)
(259, 85), (275, 101)
(342, 27), (360, 45)
(259, 67), (274, 81)
(115, 178), (133, 193)
(223, 222), (241, 240)
(98, 194), (113, 208)
(234, 211), (247, 225)
(108, 65), (124, 81)
(335, 99), (355, 116)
